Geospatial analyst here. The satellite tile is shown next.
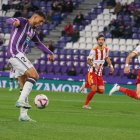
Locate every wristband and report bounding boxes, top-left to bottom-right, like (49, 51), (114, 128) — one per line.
(125, 64), (129, 67)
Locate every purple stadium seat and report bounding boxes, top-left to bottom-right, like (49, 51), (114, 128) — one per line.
(59, 54), (66, 60)
(66, 55), (72, 61)
(39, 65), (47, 72)
(73, 49), (79, 55)
(75, 67), (82, 74)
(73, 55), (79, 61)
(59, 61), (66, 66)
(66, 49), (73, 55)
(54, 66), (61, 74)
(60, 66), (67, 74)
(80, 55), (86, 61)
(80, 62), (86, 67)
(46, 65), (53, 73)
(79, 50), (86, 55)
(112, 51), (120, 57)
(53, 61), (59, 67)
(67, 61), (72, 67)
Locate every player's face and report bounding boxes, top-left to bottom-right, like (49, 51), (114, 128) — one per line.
(97, 37), (105, 46)
(33, 15), (45, 28)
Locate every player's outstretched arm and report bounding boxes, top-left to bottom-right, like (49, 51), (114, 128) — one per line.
(6, 18), (20, 27)
(124, 52), (136, 74)
(32, 35), (54, 62)
(105, 57), (114, 74)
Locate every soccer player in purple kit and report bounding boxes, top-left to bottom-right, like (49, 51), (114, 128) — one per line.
(6, 11), (54, 122)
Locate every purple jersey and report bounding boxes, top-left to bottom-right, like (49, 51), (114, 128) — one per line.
(6, 17), (53, 58)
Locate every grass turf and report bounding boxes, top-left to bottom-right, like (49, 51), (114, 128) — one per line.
(0, 88), (140, 140)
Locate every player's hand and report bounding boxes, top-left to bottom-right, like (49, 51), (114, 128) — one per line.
(124, 67), (130, 74)
(48, 54), (54, 62)
(110, 67), (114, 74)
(13, 20), (20, 27)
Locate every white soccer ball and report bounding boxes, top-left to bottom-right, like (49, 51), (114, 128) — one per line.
(34, 94), (49, 109)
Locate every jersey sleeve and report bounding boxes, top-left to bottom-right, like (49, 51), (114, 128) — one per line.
(6, 17), (26, 26)
(32, 34), (54, 55)
(87, 49), (95, 59)
(133, 45), (140, 55)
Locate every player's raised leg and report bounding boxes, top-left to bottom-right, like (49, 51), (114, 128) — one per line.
(109, 83), (140, 99)
(16, 67), (39, 108)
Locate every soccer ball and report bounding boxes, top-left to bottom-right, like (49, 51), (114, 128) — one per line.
(34, 94), (49, 109)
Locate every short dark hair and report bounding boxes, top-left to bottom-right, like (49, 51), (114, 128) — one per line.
(96, 34), (105, 41)
(34, 10), (47, 20)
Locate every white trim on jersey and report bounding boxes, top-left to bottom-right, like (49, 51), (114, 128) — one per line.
(16, 23), (28, 53)
(10, 28), (18, 57)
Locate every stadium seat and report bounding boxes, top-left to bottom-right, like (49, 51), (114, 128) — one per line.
(79, 43), (86, 49)
(104, 14), (110, 20)
(132, 39), (139, 46)
(73, 42), (79, 49)
(98, 26), (104, 32)
(98, 20), (104, 26)
(85, 25), (91, 31)
(80, 31), (85, 37)
(97, 14), (104, 20)
(92, 31), (98, 37)
(126, 45), (133, 51)
(91, 25), (98, 31)
(119, 45), (127, 51)
(66, 42), (73, 49)
(86, 38), (92, 44)
(112, 44), (120, 51)
(103, 9), (110, 14)
(86, 43), (93, 49)
(106, 38), (112, 45)
(126, 39), (132, 46)
(91, 20), (97, 26)
(85, 31), (92, 37)
(112, 39), (119, 45)
(104, 20), (110, 26)
(79, 37), (85, 43)
(119, 39), (126, 45)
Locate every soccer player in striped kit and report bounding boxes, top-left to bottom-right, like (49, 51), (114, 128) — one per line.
(6, 11), (54, 121)
(82, 34), (114, 109)
(109, 44), (140, 99)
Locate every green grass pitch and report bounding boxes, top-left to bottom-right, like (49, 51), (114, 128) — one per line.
(0, 88), (140, 140)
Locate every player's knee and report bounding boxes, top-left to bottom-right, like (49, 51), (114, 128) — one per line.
(97, 89), (104, 94)
(34, 73), (39, 80)
(27, 71), (39, 80)
(30, 74), (39, 81)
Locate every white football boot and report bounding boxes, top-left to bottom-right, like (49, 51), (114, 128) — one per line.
(82, 105), (92, 110)
(19, 115), (36, 122)
(109, 83), (119, 96)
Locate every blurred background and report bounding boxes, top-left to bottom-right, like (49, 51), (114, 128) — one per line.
(0, 0), (139, 91)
